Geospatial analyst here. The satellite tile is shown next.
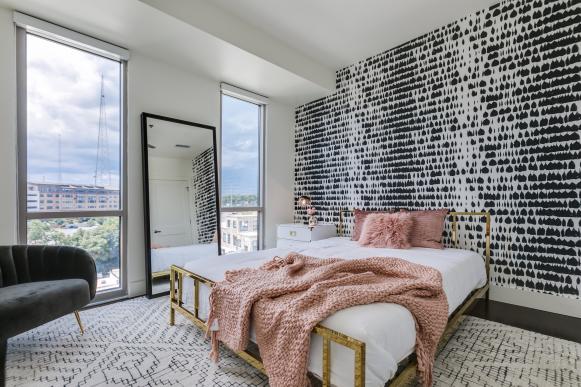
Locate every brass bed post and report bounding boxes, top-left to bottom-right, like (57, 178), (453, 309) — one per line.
(353, 343), (366, 387)
(484, 211), (491, 300)
(485, 211), (491, 281)
(169, 266), (176, 326)
(451, 212), (458, 247)
(322, 337), (331, 386)
(178, 271), (184, 308)
(194, 278), (200, 320)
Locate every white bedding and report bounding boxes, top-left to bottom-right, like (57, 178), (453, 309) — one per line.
(151, 243), (218, 273)
(181, 237), (486, 387)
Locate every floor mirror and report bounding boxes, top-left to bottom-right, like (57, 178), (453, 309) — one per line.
(141, 113), (221, 298)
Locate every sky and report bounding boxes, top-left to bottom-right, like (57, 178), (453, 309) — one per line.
(220, 95), (260, 201)
(27, 34), (121, 189)
(27, 34), (260, 198)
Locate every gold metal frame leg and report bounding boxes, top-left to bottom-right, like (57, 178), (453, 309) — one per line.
(170, 306), (176, 326)
(169, 268), (176, 326)
(74, 310), (84, 335)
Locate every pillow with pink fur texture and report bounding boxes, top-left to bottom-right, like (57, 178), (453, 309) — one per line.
(358, 212), (414, 249)
(407, 209), (449, 249)
(351, 208), (395, 241)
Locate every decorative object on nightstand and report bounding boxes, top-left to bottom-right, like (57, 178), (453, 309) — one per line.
(306, 206), (318, 228)
(276, 223), (336, 249)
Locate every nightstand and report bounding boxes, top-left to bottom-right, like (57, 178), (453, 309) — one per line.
(276, 223), (336, 249)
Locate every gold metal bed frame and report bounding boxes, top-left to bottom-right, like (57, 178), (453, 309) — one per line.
(169, 211), (491, 387)
(152, 270), (170, 279)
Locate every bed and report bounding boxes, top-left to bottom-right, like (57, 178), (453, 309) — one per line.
(168, 211), (491, 387)
(150, 243), (218, 278)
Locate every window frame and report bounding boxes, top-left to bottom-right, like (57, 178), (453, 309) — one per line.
(219, 86), (266, 251)
(16, 26), (128, 302)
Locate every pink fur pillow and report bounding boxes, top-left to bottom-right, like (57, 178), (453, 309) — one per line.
(351, 208), (395, 241)
(358, 212), (413, 249)
(407, 209), (448, 249)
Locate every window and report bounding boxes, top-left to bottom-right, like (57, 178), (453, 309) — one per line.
(17, 19), (127, 299)
(220, 87), (265, 255)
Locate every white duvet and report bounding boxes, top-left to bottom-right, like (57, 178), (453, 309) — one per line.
(181, 237), (486, 387)
(151, 243), (218, 273)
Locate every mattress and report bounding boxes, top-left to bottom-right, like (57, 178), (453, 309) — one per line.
(181, 237), (487, 387)
(151, 243), (218, 273)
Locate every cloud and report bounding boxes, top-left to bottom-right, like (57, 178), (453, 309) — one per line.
(26, 35), (121, 189)
(220, 95), (261, 195)
(25, 36), (262, 196)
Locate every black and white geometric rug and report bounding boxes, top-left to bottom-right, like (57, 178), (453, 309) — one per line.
(6, 297), (581, 386)
(429, 317), (581, 387)
(6, 297), (267, 386)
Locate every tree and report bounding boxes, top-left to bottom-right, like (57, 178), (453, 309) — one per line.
(28, 218), (120, 276)
(28, 220), (67, 245)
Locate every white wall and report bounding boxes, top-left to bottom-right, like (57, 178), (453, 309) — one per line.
(264, 102), (294, 249)
(127, 54), (294, 296)
(0, 8), (17, 245)
(0, 11), (295, 296)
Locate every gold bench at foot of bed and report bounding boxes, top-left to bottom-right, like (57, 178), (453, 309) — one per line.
(169, 211), (491, 387)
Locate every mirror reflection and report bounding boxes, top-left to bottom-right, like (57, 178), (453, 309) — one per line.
(143, 114), (220, 297)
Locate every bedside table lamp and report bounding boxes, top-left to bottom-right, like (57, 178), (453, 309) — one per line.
(298, 195), (311, 207)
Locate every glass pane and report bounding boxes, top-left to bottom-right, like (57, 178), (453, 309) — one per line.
(26, 34), (121, 212)
(27, 217), (121, 292)
(220, 211), (258, 254)
(221, 95), (260, 207)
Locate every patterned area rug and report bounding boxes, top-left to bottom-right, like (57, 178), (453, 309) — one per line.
(6, 297), (581, 386)
(430, 317), (581, 387)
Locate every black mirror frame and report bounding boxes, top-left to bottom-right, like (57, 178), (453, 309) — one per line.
(141, 112), (221, 299)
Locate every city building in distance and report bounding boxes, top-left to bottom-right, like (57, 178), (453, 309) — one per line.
(27, 182), (120, 212)
(221, 211), (258, 254)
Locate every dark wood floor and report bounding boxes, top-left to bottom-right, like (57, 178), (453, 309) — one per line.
(467, 298), (581, 344)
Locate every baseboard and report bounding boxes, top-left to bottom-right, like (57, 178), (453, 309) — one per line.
(490, 285), (581, 318)
(129, 279), (146, 297)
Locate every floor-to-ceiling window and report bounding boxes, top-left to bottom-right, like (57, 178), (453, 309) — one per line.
(220, 87), (265, 254)
(17, 19), (127, 299)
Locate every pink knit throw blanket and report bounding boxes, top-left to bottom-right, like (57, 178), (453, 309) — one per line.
(207, 253), (448, 387)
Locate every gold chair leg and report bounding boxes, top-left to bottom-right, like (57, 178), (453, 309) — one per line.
(74, 311), (84, 335)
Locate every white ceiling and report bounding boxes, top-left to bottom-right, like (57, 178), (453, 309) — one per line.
(147, 118), (214, 159)
(0, 0), (499, 106)
(210, 0), (500, 69)
(0, 0), (333, 105)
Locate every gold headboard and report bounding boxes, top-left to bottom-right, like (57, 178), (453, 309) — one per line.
(338, 209), (491, 280)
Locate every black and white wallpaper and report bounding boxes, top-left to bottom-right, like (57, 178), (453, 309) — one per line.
(192, 147), (217, 244)
(294, 0), (581, 297)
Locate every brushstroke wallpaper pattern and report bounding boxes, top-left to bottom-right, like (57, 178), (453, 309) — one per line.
(294, 0), (581, 297)
(192, 147), (217, 244)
